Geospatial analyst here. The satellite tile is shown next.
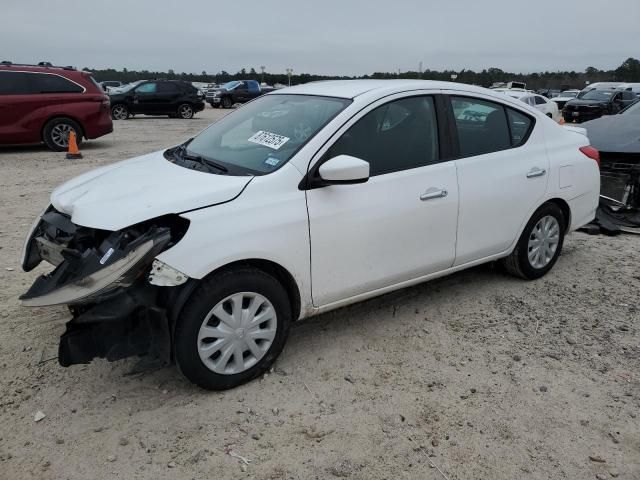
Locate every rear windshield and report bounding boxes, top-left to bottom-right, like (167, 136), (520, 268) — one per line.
(181, 94), (351, 175)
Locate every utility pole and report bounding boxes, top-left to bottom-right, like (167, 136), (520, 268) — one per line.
(286, 68), (293, 86)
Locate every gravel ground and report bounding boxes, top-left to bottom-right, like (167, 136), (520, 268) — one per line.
(0, 107), (638, 480)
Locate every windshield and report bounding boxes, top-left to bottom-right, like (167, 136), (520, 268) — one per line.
(183, 94), (351, 175)
(581, 90), (614, 101)
(221, 81), (241, 90)
(117, 80), (145, 92)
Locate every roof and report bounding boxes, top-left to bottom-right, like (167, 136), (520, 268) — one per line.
(503, 90), (534, 99)
(269, 79), (491, 99)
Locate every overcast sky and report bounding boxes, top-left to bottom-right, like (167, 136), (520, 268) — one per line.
(3, 0), (639, 76)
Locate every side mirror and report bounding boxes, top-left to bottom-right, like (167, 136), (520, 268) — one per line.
(318, 155), (370, 184)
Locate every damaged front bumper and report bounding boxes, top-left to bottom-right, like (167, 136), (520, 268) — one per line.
(20, 208), (191, 366)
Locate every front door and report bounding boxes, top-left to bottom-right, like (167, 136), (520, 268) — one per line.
(132, 82), (160, 114)
(306, 95), (459, 306)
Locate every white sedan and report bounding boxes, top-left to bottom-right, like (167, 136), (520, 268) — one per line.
(503, 90), (561, 121)
(21, 80), (600, 390)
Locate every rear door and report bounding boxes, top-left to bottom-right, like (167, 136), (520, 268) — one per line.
(156, 82), (182, 113)
(446, 94), (548, 265)
(306, 93), (459, 306)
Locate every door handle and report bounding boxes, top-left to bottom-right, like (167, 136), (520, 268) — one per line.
(420, 188), (448, 201)
(526, 168), (546, 178)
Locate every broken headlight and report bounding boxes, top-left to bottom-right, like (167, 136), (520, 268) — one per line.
(20, 211), (188, 307)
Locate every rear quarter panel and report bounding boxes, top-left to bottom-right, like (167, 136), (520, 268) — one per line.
(543, 121), (600, 229)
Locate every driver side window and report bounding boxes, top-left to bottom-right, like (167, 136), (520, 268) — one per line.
(135, 82), (157, 94)
(325, 96), (439, 176)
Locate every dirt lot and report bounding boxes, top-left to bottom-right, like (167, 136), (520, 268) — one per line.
(0, 107), (638, 480)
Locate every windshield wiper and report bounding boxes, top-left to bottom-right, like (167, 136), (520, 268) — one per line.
(175, 145), (228, 173)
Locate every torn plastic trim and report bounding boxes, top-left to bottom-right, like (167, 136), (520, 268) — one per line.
(59, 283), (171, 367)
(21, 204), (52, 271)
(148, 259), (189, 287)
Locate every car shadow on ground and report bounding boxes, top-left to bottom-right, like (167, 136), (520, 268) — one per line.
(0, 140), (112, 154)
(110, 262), (503, 389)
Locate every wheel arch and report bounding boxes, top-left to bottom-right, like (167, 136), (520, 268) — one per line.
(168, 258), (302, 330)
(545, 197), (572, 232)
(41, 115), (85, 141)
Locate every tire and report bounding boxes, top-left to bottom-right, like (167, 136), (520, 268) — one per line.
(503, 202), (566, 280)
(177, 103), (194, 119)
(42, 118), (83, 152)
(174, 267), (292, 390)
(111, 104), (129, 120)
(221, 96), (233, 109)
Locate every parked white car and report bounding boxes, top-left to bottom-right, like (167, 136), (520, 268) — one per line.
(552, 90), (581, 110)
(21, 80), (600, 390)
(503, 90), (560, 121)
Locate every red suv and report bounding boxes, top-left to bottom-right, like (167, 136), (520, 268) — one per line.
(0, 62), (113, 151)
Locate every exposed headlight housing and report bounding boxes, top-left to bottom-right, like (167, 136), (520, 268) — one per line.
(21, 237), (163, 307)
(20, 211), (189, 307)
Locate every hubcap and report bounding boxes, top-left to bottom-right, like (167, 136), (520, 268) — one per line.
(528, 215), (560, 269)
(113, 106), (127, 119)
(51, 124), (73, 148)
(179, 105), (193, 118)
(197, 292), (277, 375)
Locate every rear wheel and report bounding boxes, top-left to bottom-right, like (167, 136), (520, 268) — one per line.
(174, 267), (292, 390)
(177, 103), (194, 119)
(43, 118), (83, 152)
(111, 104), (129, 120)
(503, 202), (566, 280)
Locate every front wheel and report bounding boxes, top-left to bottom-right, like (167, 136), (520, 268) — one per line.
(503, 202), (566, 280)
(174, 267), (292, 390)
(221, 96), (233, 109)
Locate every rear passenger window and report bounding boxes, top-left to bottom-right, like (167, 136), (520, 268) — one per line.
(451, 97), (511, 157)
(157, 82), (179, 93)
(326, 96), (439, 176)
(27, 73), (83, 93)
(507, 108), (533, 146)
(0, 71), (29, 94)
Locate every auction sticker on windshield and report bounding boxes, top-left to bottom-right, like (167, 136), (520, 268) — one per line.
(248, 131), (290, 150)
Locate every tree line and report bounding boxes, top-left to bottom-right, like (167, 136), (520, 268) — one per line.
(86, 58), (640, 90)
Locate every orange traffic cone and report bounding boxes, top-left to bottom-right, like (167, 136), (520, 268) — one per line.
(558, 117), (565, 125)
(65, 130), (83, 159)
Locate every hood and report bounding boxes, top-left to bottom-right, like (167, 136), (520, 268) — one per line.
(565, 99), (607, 107)
(51, 150), (253, 231)
(582, 115), (640, 153)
